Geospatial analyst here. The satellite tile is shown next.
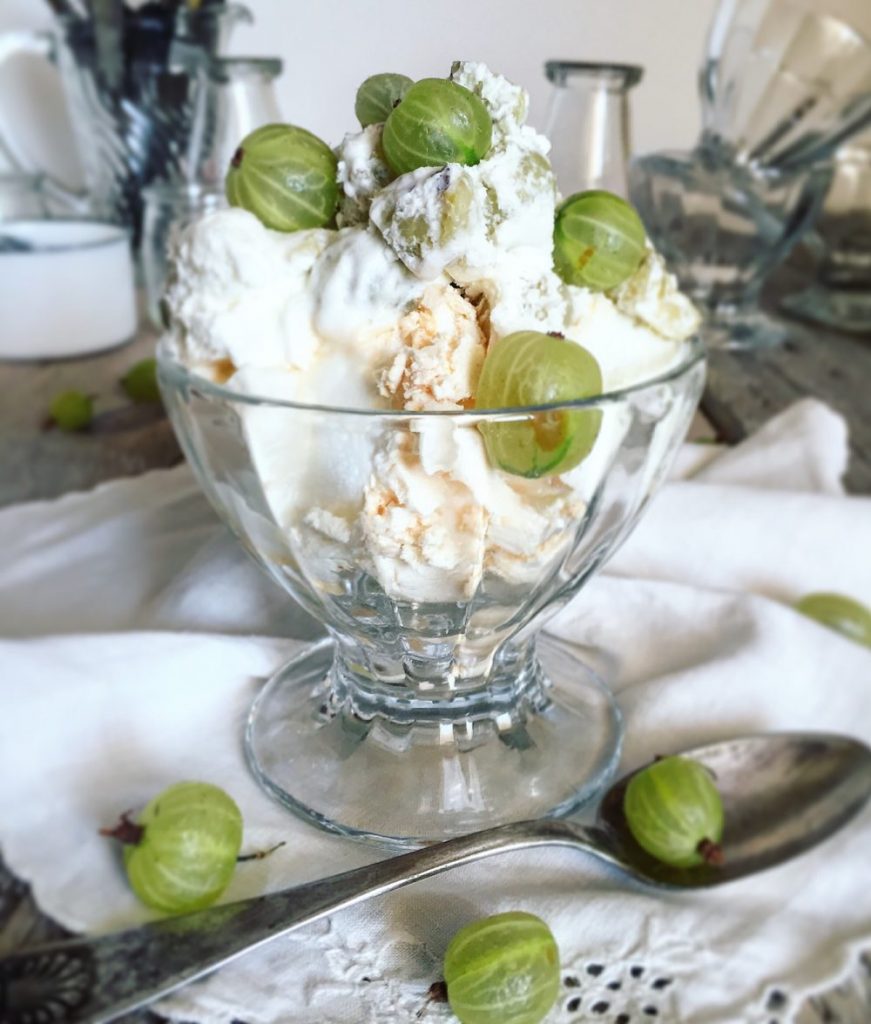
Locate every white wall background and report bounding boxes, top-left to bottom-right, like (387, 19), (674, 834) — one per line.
(0, 0), (719, 186)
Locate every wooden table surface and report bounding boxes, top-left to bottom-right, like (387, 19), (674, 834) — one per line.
(702, 269), (871, 494)
(1, 277), (869, 1023)
(0, 326), (181, 510)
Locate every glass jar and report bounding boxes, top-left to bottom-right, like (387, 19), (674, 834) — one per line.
(0, 3), (253, 243)
(197, 56), (284, 184)
(142, 183), (225, 330)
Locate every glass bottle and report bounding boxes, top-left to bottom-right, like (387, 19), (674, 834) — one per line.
(142, 182), (225, 330)
(196, 57), (284, 185)
(141, 56), (283, 328)
(544, 61), (643, 198)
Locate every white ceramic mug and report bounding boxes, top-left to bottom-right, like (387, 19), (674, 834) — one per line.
(0, 220), (137, 360)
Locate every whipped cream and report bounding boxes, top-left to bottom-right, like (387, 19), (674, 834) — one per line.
(369, 128), (555, 281)
(166, 208), (331, 375)
(335, 125), (393, 228)
(611, 244), (702, 341)
(449, 60), (529, 145)
(309, 227), (423, 345)
(166, 61), (699, 606)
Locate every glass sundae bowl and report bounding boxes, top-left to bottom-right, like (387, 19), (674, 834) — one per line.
(157, 339), (704, 846)
(157, 58), (706, 846)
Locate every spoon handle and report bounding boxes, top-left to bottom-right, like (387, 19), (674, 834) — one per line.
(0, 819), (594, 1024)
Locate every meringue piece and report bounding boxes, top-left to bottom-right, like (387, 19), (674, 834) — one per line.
(454, 257), (570, 341)
(379, 283), (486, 411)
(413, 419), (587, 585)
(361, 434), (487, 602)
(303, 507), (353, 545)
(370, 138), (556, 281)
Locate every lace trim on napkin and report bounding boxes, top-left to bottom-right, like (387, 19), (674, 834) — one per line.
(170, 927), (868, 1024)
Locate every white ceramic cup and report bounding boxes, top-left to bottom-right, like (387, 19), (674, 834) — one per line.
(0, 220), (137, 360)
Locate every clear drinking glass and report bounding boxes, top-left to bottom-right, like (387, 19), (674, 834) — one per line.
(157, 338), (705, 847)
(142, 184), (226, 330)
(544, 60), (643, 198)
(700, 0), (871, 171)
(628, 0), (871, 350)
(781, 134), (871, 334)
(630, 147), (832, 348)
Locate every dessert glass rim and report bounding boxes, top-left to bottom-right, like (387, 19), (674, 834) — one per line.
(156, 334), (705, 419)
(0, 218), (131, 255)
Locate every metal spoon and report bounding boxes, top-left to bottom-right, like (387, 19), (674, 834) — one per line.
(1, 732), (868, 1024)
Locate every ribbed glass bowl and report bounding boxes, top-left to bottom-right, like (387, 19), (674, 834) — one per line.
(157, 337), (706, 847)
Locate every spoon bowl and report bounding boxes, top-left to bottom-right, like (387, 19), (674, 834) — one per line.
(2, 732), (868, 1024)
(597, 731), (871, 887)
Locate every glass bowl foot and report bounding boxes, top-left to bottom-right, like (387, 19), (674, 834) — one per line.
(245, 635), (623, 848)
(702, 305), (789, 350)
(780, 285), (871, 336)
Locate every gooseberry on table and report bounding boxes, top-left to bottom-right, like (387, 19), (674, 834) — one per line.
(795, 592), (871, 648)
(623, 755), (725, 868)
(121, 358), (161, 404)
(443, 911), (560, 1024)
(48, 390), (93, 432)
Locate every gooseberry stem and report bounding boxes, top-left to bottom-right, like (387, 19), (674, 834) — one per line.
(416, 981), (448, 1018)
(100, 812), (145, 847)
(236, 841), (286, 862)
(697, 837), (724, 866)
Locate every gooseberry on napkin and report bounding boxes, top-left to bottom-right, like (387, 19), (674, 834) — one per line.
(443, 911), (560, 1024)
(101, 781), (242, 914)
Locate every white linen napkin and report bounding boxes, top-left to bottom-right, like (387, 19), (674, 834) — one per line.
(0, 398), (869, 1024)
